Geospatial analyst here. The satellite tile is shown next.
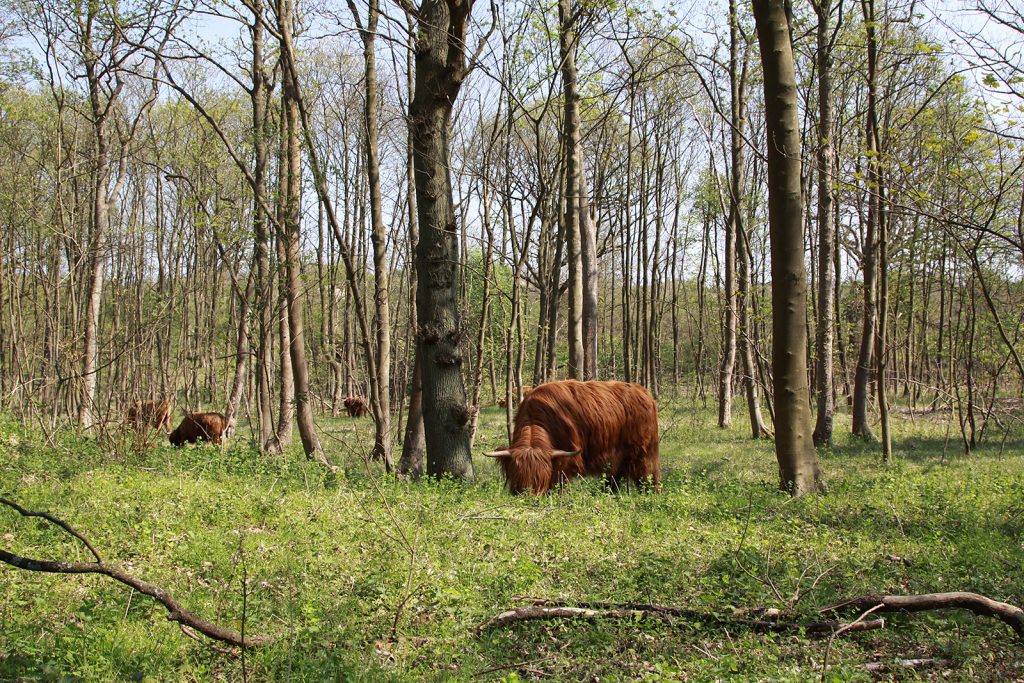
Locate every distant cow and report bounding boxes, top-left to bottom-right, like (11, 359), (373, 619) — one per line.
(127, 400), (173, 432)
(169, 412), (227, 446)
(485, 380), (660, 495)
(343, 396), (370, 418)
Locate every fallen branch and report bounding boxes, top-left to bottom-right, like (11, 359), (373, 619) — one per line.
(822, 592), (1024, 641)
(0, 497), (269, 648)
(478, 597), (883, 637)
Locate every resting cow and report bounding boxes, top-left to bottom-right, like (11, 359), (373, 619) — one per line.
(485, 380), (660, 494)
(343, 396), (369, 418)
(169, 412), (227, 446)
(127, 400), (173, 432)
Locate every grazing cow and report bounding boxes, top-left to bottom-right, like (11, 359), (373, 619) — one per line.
(343, 396), (370, 418)
(127, 400), (173, 432)
(169, 412), (227, 446)
(485, 380), (660, 495)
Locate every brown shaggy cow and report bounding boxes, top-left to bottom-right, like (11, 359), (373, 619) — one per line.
(127, 400), (173, 432)
(343, 396), (370, 418)
(169, 412), (227, 446)
(485, 380), (660, 494)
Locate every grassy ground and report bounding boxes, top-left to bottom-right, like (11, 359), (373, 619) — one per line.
(1, 400), (1022, 682)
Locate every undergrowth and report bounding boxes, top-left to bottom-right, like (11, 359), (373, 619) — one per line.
(1, 401), (1022, 681)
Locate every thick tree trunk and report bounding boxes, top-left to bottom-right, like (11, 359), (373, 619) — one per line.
(752, 0), (825, 496)
(410, 0), (476, 480)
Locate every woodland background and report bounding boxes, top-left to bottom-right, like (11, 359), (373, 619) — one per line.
(1, 0), (1024, 679)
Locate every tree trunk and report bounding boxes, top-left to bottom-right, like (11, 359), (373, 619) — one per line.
(267, 148), (294, 453)
(852, 0), (879, 440)
(560, 0), (585, 380)
(277, 0), (323, 461)
(580, 165), (599, 380)
(400, 13), (425, 477)
(812, 0), (837, 447)
(250, 0), (275, 448)
(718, 0), (743, 429)
(224, 269), (255, 439)
(752, 0), (825, 496)
(739, 219), (769, 438)
(410, 0), (476, 480)
(350, 0), (393, 470)
(78, 12), (112, 431)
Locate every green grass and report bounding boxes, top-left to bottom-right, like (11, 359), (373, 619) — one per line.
(1, 401), (1022, 681)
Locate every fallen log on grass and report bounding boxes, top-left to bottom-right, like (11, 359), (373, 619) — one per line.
(823, 592), (1024, 641)
(478, 597), (884, 637)
(0, 497), (269, 648)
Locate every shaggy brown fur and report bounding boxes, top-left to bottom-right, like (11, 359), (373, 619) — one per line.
(127, 400), (173, 432)
(487, 380), (660, 495)
(169, 412), (227, 446)
(343, 396), (370, 418)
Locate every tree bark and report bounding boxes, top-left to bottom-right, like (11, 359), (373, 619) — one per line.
(852, 0), (879, 440)
(560, 0), (585, 380)
(580, 164), (599, 380)
(718, 0), (743, 429)
(275, 0), (322, 461)
(812, 0), (837, 447)
(400, 13), (425, 478)
(78, 5), (114, 431)
(410, 0), (477, 480)
(224, 269), (254, 440)
(349, 0), (393, 470)
(249, 0), (276, 449)
(752, 0), (825, 495)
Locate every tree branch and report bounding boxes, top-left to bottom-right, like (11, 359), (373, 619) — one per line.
(0, 498), (269, 648)
(822, 592), (1024, 641)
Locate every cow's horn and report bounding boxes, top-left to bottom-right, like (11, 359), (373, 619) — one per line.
(484, 450), (512, 458)
(550, 450), (579, 459)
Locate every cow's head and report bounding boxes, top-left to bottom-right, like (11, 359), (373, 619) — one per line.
(484, 447), (579, 495)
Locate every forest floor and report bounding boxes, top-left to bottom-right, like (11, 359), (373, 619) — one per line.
(1, 399), (1023, 682)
